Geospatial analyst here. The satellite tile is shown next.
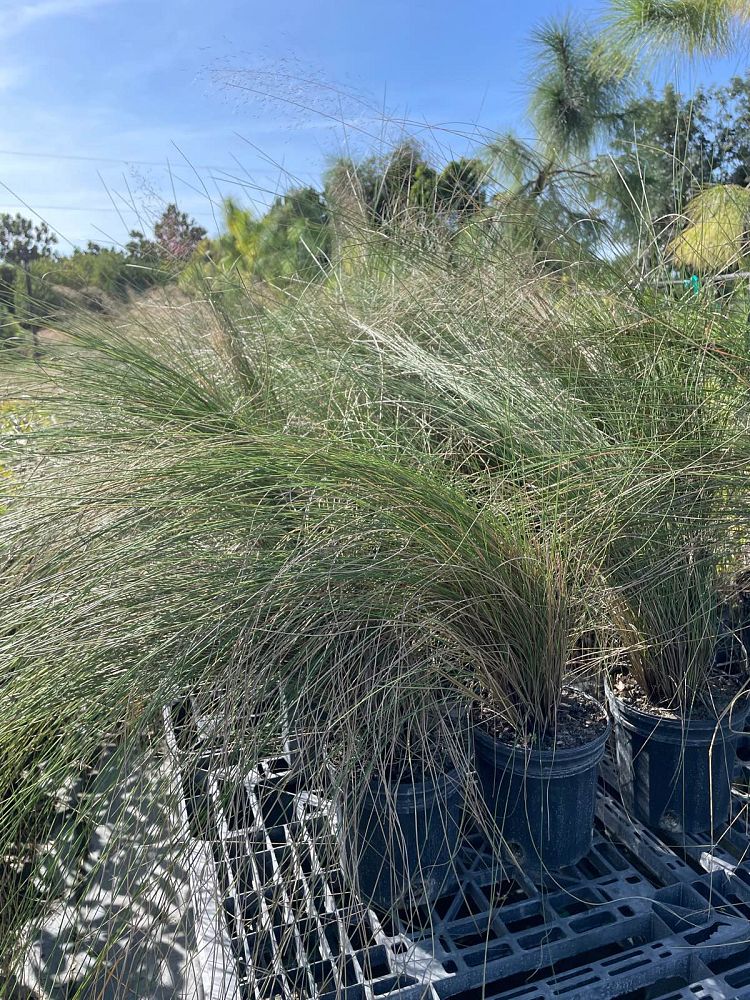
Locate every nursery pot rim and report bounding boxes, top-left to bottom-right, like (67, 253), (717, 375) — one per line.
(473, 690), (610, 778)
(357, 761), (462, 802)
(331, 757), (462, 804)
(604, 676), (750, 745)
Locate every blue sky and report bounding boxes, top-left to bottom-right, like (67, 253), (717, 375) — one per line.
(0, 0), (746, 251)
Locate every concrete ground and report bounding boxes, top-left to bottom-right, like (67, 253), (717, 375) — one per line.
(22, 754), (204, 1000)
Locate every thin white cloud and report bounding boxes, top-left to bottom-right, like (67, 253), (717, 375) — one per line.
(0, 0), (117, 38)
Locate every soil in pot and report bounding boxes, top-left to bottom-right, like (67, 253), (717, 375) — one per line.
(338, 758), (464, 914)
(605, 674), (749, 835)
(473, 690), (609, 880)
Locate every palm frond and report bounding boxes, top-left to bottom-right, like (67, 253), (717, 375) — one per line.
(605, 0), (739, 58)
(529, 16), (630, 157)
(670, 183), (750, 270)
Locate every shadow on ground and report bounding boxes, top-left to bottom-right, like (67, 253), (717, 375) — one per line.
(23, 757), (202, 1000)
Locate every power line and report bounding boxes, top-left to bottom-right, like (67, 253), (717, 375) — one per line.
(0, 147), (281, 172)
(0, 204), (125, 213)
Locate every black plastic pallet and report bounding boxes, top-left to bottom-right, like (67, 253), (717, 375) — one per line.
(165, 706), (750, 1000)
(600, 754), (750, 905)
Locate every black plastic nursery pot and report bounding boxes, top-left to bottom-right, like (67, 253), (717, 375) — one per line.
(340, 764), (463, 913)
(715, 588), (750, 771)
(605, 680), (749, 835)
(473, 696), (610, 879)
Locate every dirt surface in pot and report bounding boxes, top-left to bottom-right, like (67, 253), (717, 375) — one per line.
(613, 672), (748, 720)
(476, 690), (608, 751)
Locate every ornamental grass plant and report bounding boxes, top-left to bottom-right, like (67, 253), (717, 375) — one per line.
(2, 214), (750, 988)
(209, 227), (750, 714)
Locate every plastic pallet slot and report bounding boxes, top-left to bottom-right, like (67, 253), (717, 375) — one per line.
(436, 967), (745, 999)
(163, 710), (750, 1000)
(649, 796), (750, 906)
(433, 946), (714, 1000)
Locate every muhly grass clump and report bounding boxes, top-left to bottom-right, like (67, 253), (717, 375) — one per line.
(206, 233), (750, 714)
(2, 225), (750, 984)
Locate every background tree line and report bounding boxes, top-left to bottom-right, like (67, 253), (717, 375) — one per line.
(5, 1), (750, 352)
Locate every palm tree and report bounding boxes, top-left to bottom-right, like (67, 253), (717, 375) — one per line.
(603, 2), (750, 275)
(669, 183), (750, 272)
(605, 0), (749, 60)
(485, 18), (629, 259)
